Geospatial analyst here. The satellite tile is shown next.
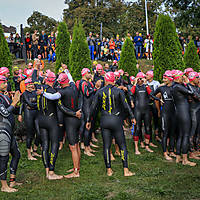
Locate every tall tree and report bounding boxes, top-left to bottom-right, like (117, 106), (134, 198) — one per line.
(55, 22), (71, 73)
(153, 14), (183, 81)
(119, 37), (137, 75)
(69, 20), (91, 80)
(24, 11), (58, 34)
(184, 40), (200, 71)
(0, 23), (13, 87)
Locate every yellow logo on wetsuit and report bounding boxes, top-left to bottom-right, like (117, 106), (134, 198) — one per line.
(102, 92), (107, 110)
(108, 88), (112, 114)
(121, 150), (125, 161)
(50, 153), (55, 165)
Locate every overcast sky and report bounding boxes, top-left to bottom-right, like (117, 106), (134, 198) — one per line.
(0, 0), (134, 33)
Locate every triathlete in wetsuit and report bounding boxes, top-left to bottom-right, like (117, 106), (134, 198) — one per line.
(36, 71), (63, 180)
(78, 68), (101, 156)
(187, 72), (200, 160)
(18, 78), (41, 160)
(146, 70), (161, 146)
(131, 72), (160, 155)
(0, 76), (21, 193)
(152, 71), (176, 161)
(172, 70), (197, 166)
(86, 72), (136, 177)
(42, 71), (82, 178)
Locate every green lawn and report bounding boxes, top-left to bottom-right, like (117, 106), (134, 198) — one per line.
(1, 135), (200, 200)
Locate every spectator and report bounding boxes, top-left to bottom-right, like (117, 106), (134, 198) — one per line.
(39, 30), (48, 59)
(32, 30), (39, 59)
(95, 34), (102, 60)
(8, 33), (15, 43)
(87, 32), (95, 60)
(144, 35), (153, 60)
(25, 32), (32, 60)
(109, 37), (115, 60)
(115, 35), (122, 50)
(134, 32), (143, 60)
(48, 50), (56, 63)
(14, 33), (22, 59)
(48, 32), (55, 47)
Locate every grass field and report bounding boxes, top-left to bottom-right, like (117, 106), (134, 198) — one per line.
(1, 135), (200, 200)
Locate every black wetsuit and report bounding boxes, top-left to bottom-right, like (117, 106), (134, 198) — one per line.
(58, 83), (81, 145)
(87, 84), (134, 168)
(36, 85), (59, 171)
(188, 83), (200, 151)
(131, 84), (152, 143)
(172, 82), (194, 155)
(19, 90), (40, 149)
(153, 85), (176, 152)
(0, 93), (20, 180)
(78, 80), (97, 147)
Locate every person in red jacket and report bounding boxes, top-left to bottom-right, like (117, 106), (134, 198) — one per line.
(109, 38), (115, 60)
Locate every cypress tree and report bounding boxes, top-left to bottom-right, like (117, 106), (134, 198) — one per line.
(153, 14), (184, 81)
(69, 20), (91, 80)
(0, 23), (13, 83)
(119, 38), (137, 75)
(184, 40), (200, 71)
(55, 22), (70, 73)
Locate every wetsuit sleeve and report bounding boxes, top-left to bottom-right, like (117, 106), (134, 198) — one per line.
(58, 100), (76, 117)
(177, 84), (194, 95)
(19, 94), (24, 115)
(32, 69), (38, 83)
(43, 92), (61, 100)
(81, 81), (96, 97)
(87, 91), (100, 122)
(0, 96), (14, 113)
(119, 90), (134, 119)
(67, 72), (74, 83)
(150, 87), (162, 101)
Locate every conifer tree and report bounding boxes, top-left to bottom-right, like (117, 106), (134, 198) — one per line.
(55, 22), (70, 73)
(119, 38), (137, 75)
(153, 15), (184, 81)
(184, 40), (200, 71)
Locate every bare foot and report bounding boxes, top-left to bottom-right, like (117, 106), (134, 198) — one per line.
(90, 143), (99, 148)
(47, 173), (63, 180)
(64, 172), (80, 178)
(140, 142), (145, 148)
(114, 151), (121, 156)
(1, 186), (18, 193)
(164, 154), (173, 161)
(59, 142), (63, 151)
(28, 156), (37, 161)
(89, 147), (97, 153)
(66, 168), (74, 173)
(10, 181), (23, 188)
(124, 169), (135, 177)
(84, 151), (95, 157)
(107, 168), (113, 176)
(169, 152), (176, 158)
(81, 143), (85, 150)
(145, 146), (154, 153)
(176, 156), (182, 163)
(135, 150), (141, 155)
(189, 154), (200, 160)
(150, 143), (157, 148)
(32, 152), (42, 158)
(110, 153), (115, 161)
(182, 160), (196, 167)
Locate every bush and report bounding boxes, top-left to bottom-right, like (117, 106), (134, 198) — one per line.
(184, 40), (200, 71)
(119, 38), (137, 76)
(69, 20), (91, 81)
(153, 15), (184, 81)
(55, 22), (71, 73)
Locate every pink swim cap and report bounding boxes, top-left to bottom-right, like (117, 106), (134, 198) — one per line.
(146, 70), (154, 77)
(81, 68), (90, 77)
(130, 76), (135, 82)
(0, 67), (9, 75)
(184, 68), (194, 74)
(163, 70), (173, 81)
(113, 60), (117, 64)
(105, 72), (115, 83)
(136, 72), (146, 78)
(58, 73), (69, 84)
(118, 69), (124, 75)
(0, 75), (7, 84)
(188, 72), (199, 82)
(96, 64), (103, 71)
(24, 68), (33, 77)
(28, 62), (33, 67)
(173, 70), (184, 80)
(114, 71), (120, 78)
(25, 78), (33, 86)
(45, 71), (56, 83)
